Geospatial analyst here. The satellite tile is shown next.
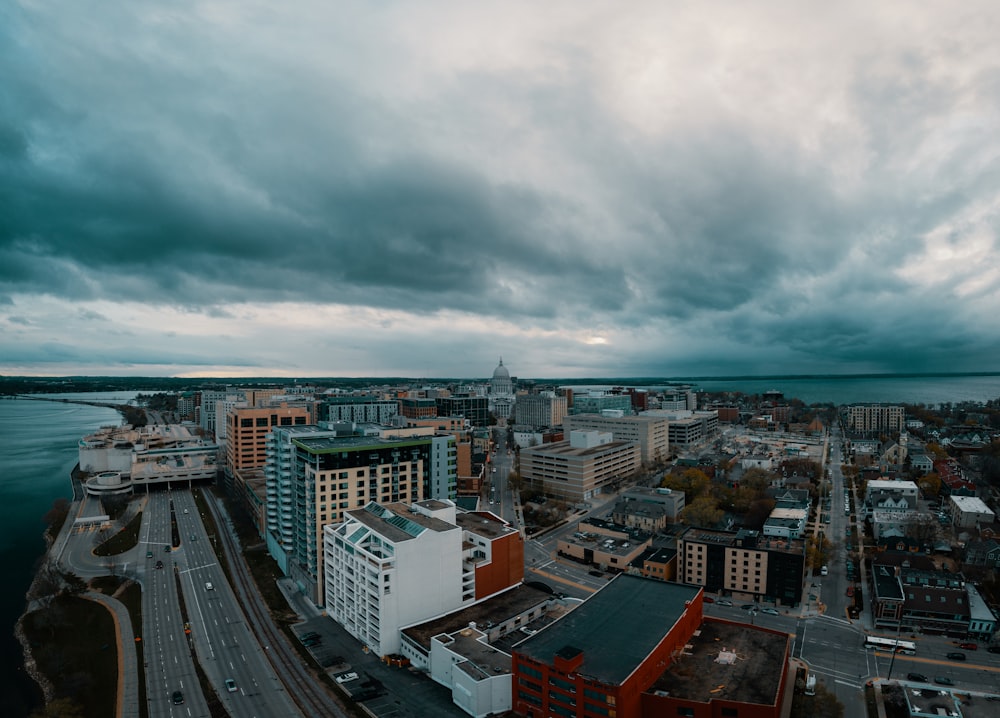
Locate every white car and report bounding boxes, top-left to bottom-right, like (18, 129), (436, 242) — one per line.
(761, 608), (780, 616)
(335, 672), (359, 684)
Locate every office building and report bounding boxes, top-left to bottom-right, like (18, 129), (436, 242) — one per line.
(519, 430), (640, 503)
(563, 413), (669, 464)
(513, 392), (567, 429)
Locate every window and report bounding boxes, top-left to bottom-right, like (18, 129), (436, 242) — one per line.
(256, 417), (268, 427)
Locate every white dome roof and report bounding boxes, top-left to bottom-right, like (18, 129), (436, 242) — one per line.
(492, 358), (510, 379)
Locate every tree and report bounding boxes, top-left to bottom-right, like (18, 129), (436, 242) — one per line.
(740, 468), (776, 495)
(661, 469), (711, 499)
(917, 472), (941, 498)
(904, 514), (940, 545)
(680, 497), (724, 528)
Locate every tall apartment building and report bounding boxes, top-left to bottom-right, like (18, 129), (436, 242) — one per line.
(678, 528), (805, 606)
(226, 403), (311, 479)
(324, 395), (400, 424)
(520, 430), (641, 503)
(563, 412), (669, 464)
(843, 404), (904, 434)
(266, 427), (457, 604)
(436, 394), (489, 427)
(323, 499), (523, 655)
(513, 392), (568, 429)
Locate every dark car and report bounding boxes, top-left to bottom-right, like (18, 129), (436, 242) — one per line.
(946, 652), (966, 661)
(155, 560), (164, 569)
(988, 645), (1000, 654)
(957, 642), (977, 650)
(934, 676), (954, 686)
(172, 691), (184, 705)
(907, 672), (928, 682)
(703, 596), (715, 604)
(740, 604), (757, 611)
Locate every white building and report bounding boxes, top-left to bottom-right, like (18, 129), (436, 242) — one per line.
(325, 500), (465, 656)
(763, 507), (808, 539)
(488, 358), (515, 421)
(949, 495), (996, 529)
(865, 479), (919, 511)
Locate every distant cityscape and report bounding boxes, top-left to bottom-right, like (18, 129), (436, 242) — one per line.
(12, 363), (1000, 718)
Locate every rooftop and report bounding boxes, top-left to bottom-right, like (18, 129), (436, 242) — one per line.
(649, 618), (790, 707)
(514, 575), (701, 685)
(402, 584), (556, 651)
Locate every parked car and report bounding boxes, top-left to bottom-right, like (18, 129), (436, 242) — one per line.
(946, 652), (966, 661)
(934, 676), (954, 686)
(740, 604), (757, 611)
(957, 642), (977, 650)
(716, 599), (733, 607)
(703, 596), (715, 604)
(761, 608), (780, 616)
(907, 672), (928, 682)
(988, 645), (1000, 654)
(334, 671), (359, 684)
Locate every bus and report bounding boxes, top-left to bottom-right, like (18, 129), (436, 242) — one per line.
(864, 636), (916, 655)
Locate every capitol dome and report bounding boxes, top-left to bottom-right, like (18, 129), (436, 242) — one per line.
(493, 358), (510, 379)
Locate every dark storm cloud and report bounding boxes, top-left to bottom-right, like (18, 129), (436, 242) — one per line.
(2, 1), (1000, 377)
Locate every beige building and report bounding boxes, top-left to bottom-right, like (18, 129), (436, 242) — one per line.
(563, 412), (669, 464)
(514, 392), (568, 429)
(520, 430), (640, 503)
(844, 404), (905, 434)
(678, 528), (805, 606)
(226, 403), (311, 478)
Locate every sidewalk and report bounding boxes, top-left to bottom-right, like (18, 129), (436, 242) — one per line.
(84, 591), (139, 718)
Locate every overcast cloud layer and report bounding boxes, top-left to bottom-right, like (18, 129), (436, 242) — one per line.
(2, 1), (1000, 379)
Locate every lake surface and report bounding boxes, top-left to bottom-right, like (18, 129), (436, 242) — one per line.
(0, 394), (129, 718)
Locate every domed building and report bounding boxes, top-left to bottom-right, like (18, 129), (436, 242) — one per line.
(489, 357), (515, 421)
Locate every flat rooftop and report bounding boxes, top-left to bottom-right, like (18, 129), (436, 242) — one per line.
(402, 584), (555, 652)
(649, 618), (789, 706)
(455, 511), (517, 540)
(514, 575), (701, 685)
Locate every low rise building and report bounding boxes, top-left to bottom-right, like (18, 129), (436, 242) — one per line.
(948, 495), (996, 529)
(678, 528), (805, 606)
(611, 487), (685, 530)
(519, 430), (640, 503)
(562, 412), (669, 464)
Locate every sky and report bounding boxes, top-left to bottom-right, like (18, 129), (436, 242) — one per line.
(2, 2), (1000, 380)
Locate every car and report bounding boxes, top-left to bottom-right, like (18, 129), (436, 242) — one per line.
(957, 642), (977, 650)
(846, 586), (855, 597)
(740, 604), (757, 611)
(225, 678), (237, 693)
(761, 608), (780, 616)
(988, 645), (1000, 654)
(907, 672), (928, 682)
(301, 631), (320, 640)
(205, 582), (214, 591)
(820, 566), (828, 576)
(164, 545), (171, 552)
(155, 560), (164, 569)
(190, 535), (197, 541)
(946, 652), (966, 661)
(172, 691), (184, 705)
(334, 671), (359, 684)
(703, 596), (715, 604)
(716, 599), (733, 607)
(146, 550), (154, 558)
(588, 570), (604, 577)
(934, 676), (954, 686)
(183, 508), (189, 514)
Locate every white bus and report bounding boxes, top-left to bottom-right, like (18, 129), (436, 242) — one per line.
(864, 636), (916, 655)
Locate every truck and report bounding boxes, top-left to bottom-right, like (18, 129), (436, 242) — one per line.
(805, 674), (816, 696)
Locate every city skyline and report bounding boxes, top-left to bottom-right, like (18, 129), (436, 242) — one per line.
(3, 3), (1000, 379)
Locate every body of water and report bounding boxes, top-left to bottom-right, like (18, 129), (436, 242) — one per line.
(565, 374), (1000, 407)
(0, 394), (130, 718)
